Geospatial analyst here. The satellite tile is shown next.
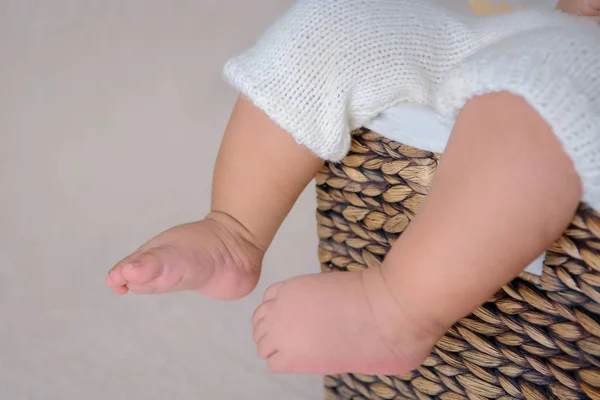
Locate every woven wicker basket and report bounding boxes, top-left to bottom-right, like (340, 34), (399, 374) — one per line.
(317, 128), (600, 400)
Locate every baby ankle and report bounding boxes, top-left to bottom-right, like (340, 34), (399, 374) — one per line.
(204, 212), (265, 296)
(360, 268), (442, 368)
(206, 211), (266, 255)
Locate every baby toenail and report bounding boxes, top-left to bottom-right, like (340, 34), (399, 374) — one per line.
(123, 262), (140, 273)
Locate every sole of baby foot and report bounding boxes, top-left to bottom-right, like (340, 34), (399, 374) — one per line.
(106, 212), (265, 300)
(251, 270), (439, 375)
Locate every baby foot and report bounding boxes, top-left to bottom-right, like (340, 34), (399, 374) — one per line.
(251, 268), (441, 375)
(106, 212), (264, 300)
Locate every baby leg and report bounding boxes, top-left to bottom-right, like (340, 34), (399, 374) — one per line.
(106, 96), (323, 299)
(252, 92), (581, 374)
(379, 92), (581, 336)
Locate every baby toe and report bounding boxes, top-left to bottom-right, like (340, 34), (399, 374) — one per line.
(122, 251), (164, 285)
(252, 301), (271, 327)
(108, 252), (140, 283)
(106, 267), (126, 286)
(263, 282), (283, 302)
(252, 319), (269, 343)
(105, 271), (129, 295)
(256, 335), (278, 360)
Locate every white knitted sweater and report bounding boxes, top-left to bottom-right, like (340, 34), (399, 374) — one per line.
(224, 0), (600, 209)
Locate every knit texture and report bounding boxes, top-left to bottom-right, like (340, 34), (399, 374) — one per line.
(224, 0), (600, 209)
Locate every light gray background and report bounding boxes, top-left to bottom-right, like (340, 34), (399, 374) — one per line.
(0, 1), (321, 399)
(0, 1), (555, 399)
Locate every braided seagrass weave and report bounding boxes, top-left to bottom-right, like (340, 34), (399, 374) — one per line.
(317, 128), (600, 400)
